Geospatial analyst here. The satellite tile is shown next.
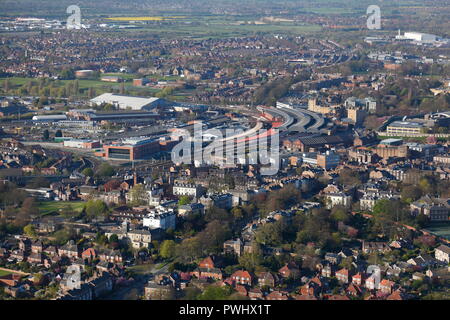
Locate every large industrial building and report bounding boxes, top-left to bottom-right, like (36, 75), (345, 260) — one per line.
(403, 32), (437, 42)
(67, 109), (158, 124)
(395, 31), (441, 44)
(90, 93), (169, 111)
(32, 114), (68, 122)
(63, 139), (101, 149)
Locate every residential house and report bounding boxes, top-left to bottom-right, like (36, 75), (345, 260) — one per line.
(192, 256), (223, 281)
(144, 282), (175, 300)
(223, 238), (243, 256)
(88, 273), (114, 299)
(379, 279), (394, 295)
(346, 283), (362, 297)
(257, 272), (278, 288)
(248, 287), (264, 300)
(31, 240), (43, 254)
(98, 250), (123, 263)
(362, 241), (391, 254)
(235, 284), (248, 297)
(352, 272), (364, 286)
(321, 264), (334, 278)
(81, 248), (97, 261)
(336, 268), (350, 284)
(231, 270), (252, 286)
(278, 262), (300, 279)
(365, 274), (379, 290)
(9, 250), (25, 262)
(58, 240), (79, 259)
(324, 252), (341, 265)
(265, 290), (289, 300)
(27, 252), (42, 265)
(435, 245), (450, 263)
(44, 246), (58, 257)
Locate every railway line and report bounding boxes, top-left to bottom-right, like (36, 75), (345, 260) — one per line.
(263, 105), (325, 133)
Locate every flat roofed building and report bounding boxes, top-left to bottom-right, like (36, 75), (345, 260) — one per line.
(379, 138), (403, 146)
(90, 93), (168, 111)
(403, 32), (437, 42)
(387, 121), (423, 135)
(103, 137), (160, 160)
(32, 114), (67, 122)
(63, 139), (100, 149)
(317, 151), (340, 170)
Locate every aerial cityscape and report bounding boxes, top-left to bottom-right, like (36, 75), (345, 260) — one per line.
(0, 0), (449, 305)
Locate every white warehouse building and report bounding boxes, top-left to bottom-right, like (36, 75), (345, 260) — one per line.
(32, 114), (67, 122)
(402, 32), (438, 42)
(90, 93), (169, 111)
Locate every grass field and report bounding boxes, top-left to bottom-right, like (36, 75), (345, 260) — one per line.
(38, 201), (85, 216)
(116, 22), (322, 39)
(0, 76), (161, 96)
(0, 270), (12, 277)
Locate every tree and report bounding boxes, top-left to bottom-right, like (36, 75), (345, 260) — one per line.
(27, 177), (50, 188)
(255, 221), (283, 246)
(338, 168), (362, 186)
(178, 195), (191, 206)
(372, 199), (405, 237)
(32, 273), (45, 286)
(198, 285), (233, 300)
(59, 68), (75, 80)
(3, 79), (10, 92)
(96, 163), (115, 177)
(231, 207), (244, 220)
(418, 176), (437, 195)
(176, 237), (202, 263)
(129, 184), (147, 206)
(238, 245), (263, 272)
(401, 185), (422, 203)
(160, 240), (176, 259)
(23, 224), (37, 238)
(330, 206), (350, 223)
(182, 287), (202, 300)
(81, 168), (94, 177)
(198, 220), (231, 254)
(43, 129), (50, 141)
(55, 130), (63, 137)
(85, 200), (108, 220)
(14, 198), (38, 227)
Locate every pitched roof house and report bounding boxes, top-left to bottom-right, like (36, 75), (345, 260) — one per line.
(231, 270), (252, 285)
(278, 262), (300, 279)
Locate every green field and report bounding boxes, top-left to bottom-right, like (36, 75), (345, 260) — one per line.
(0, 270), (12, 277)
(38, 201), (85, 216)
(0, 76), (161, 97)
(115, 22), (322, 39)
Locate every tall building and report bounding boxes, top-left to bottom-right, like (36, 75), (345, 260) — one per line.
(317, 151), (340, 170)
(347, 108), (367, 126)
(344, 97), (377, 113)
